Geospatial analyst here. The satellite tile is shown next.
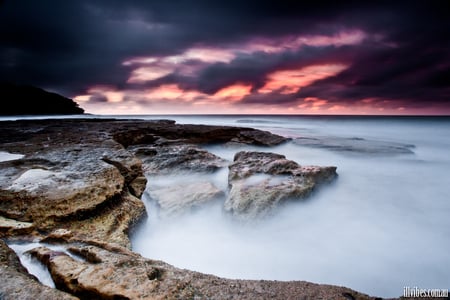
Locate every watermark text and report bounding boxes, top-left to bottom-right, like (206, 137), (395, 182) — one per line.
(403, 286), (448, 298)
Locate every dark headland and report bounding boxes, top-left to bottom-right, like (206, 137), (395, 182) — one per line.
(0, 83), (84, 115)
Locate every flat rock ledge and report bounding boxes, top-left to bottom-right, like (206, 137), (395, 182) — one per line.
(0, 119), (390, 299)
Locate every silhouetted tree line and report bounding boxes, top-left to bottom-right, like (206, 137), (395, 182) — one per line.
(0, 83), (84, 115)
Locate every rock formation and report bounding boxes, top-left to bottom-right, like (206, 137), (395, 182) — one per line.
(224, 151), (337, 220)
(0, 126), (146, 248)
(0, 118), (386, 299)
(293, 136), (415, 155)
(24, 243), (376, 300)
(131, 143), (228, 217)
(132, 144), (227, 175)
(0, 239), (77, 300)
(148, 182), (224, 218)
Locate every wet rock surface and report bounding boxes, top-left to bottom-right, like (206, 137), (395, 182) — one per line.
(225, 151), (337, 220)
(0, 118), (385, 299)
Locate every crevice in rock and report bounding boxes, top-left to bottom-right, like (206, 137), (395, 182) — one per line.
(46, 192), (124, 224)
(101, 156), (146, 198)
(68, 246), (102, 264)
(101, 157), (135, 184)
(147, 267), (163, 281)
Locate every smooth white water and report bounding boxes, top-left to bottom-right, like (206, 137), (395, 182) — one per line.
(0, 151), (24, 162)
(131, 115), (450, 298)
(7, 242), (85, 288)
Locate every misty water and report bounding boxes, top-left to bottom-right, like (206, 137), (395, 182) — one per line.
(130, 115), (450, 298)
(7, 242), (86, 288)
(2, 115), (449, 297)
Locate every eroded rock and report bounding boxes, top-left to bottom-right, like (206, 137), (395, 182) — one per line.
(132, 143), (229, 218)
(0, 122), (149, 248)
(0, 119), (286, 246)
(148, 181), (224, 217)
(0, 119), (385, 300)
(0, 216), (34, 237)
(132, 144), (228, 175)
(0, 240), (78, 300)
(29, 243), (376, 300)
(113, 123), (289, 147)
(224, 151), (337, 220)
(0, 146), (124, 224)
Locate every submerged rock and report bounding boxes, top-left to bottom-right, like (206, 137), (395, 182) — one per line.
(224, 151), (337, 220)
(132, 144), (228, 217)
(148, 181), (224, 217)
(294, 135), (415, 155)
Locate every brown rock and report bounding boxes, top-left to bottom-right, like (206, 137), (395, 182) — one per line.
(0, 119), (389, 300)
(224, 151), (337, 220)
(0, 146), (125, 223)
(0, 215), (34, 238)
(132, 144), (228, 175)
(60, 191), (146, 248)
(148, 181), (224, 217)
(29, 243), (378, 300)
(113, 122), (289, 147)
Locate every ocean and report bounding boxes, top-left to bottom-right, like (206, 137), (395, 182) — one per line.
(3, 115), (450, 297)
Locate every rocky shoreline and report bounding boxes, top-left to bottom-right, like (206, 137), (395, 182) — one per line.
(0, 118), (399, 299)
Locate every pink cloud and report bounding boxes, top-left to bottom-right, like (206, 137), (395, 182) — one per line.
(242, 30), (367, 53)
(127, 65), (175, 83)
(144, 84), (203, 102)
(123, 30), (367, 84)
(259, 64), (348, 94)
(213, 83), (253, 102)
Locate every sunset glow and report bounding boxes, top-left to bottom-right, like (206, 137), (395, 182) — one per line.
(259, 64), (348, 94)
(214, 84), (253, 102)
(3, 1), (448, 115)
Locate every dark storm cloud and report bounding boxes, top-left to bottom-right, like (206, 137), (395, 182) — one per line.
(0, 0), (449, 111)
(293, 37), (450, 106)
(132, 45), (358, 94)
(183, 45), (358, 94)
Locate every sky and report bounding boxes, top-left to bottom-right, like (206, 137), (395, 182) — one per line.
(1, 1), (449, 115)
